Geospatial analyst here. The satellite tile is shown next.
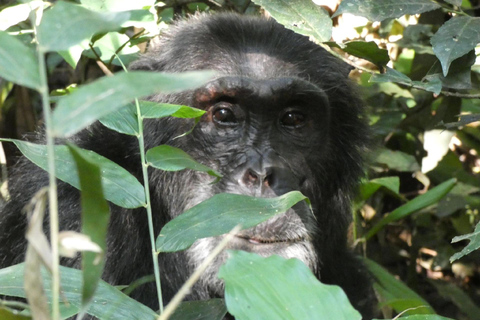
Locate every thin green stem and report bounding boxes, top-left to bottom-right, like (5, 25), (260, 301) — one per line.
(135, 98), (164, 313)
(37, 47), (60, 320)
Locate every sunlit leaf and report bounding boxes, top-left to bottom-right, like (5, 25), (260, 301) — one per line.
(1, 139), (146, 208)
(37, 1), (129, 51)
(219, 251), (361, 320)
(146, 145), (221, 178)
(0, 32), (41, 90)
(450, 221), (480, 262)
(53, 71), (214, 137)
(333, 0), (440, 22)
(251, 0), (332, 42)
(0, 1), (43, 30)
(365, 179), (456, 240)
(156, 191), (309, 252)
(0, 263), (157, 320)
(431, 16), (480, 76)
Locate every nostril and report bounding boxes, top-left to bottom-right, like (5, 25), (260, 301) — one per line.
(246, 169), (258, 183)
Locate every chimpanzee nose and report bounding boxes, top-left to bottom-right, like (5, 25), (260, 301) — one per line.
(242, 167), (274, 188)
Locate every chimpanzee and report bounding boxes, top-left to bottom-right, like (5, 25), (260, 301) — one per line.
(0, 13), (374, 318)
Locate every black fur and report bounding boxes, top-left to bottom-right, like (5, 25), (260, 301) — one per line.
(0, 13), (374, 318)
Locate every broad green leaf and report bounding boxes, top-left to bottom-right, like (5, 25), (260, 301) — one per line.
(0, 1), (43, 30)
(431, 16), (480, 76)
(328, 41), (389, 67)
(156, 191), (309, 252)
(169, 299), (227, 320)
(68, 145), (110, 311)
(365, 179), (456, 240)
(359, 177), (400, 201)
(100, 102), (205, 136)
(146, 145), (221, 178)
(333, 0), (440, 22)
(364, 258), (434, 316)
(37, 1), (130, 52)
(372, 148), (420, 172)
(0, 32), (41, 90)
(0, 263), (157, 320)
(450, 221), (480, 262)
(370, 67), (441, 95)
(424, 51), (476, 90)
(251, 0), (332, 42)
(219, 251), (361, 320)
(1, 139), (145, 208)
(52, 70), (214, 137)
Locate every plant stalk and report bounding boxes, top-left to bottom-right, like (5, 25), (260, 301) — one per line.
(135, 99), (164, 313)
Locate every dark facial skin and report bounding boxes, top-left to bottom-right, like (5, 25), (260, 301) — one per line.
(0, 13), (375, 319)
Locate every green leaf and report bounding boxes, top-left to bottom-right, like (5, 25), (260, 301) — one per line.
(37, 1), (130, 52)
(146, 145), (221, 178)
(0, 1), (43, 30)
(372, 147), (421, 172)
(424, 51), (476, 90)
(0, 263), (158, 320)
(328, 41), (390, 67)
(333, 0), (441, 22)
(52, 70), (214, 137)
(1, 139), (145, 208)
(364, 258), (435, 315)
(68, 144), (110, 311)
(359, 177), (400, 201)
(156, 191), (309, 252)
(370, 67), (441, 95)
(251, 0), (332, 42)
(141, 102), (205, 119)
(100, 101), (205, 136)
(169, 299), (227, 320)
(0, 31), (41, 90)
(450, 221), (480, 262)
(431, 16), (480, 76)
(365, 179), (456, 240)
(219, 251), (361, 320)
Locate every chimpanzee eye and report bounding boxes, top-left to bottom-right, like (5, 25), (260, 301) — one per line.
(281, 111), (306, 128)
(213, 107), (237, 125)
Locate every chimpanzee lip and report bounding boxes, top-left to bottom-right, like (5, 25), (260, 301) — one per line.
(236, 235), (304, 244)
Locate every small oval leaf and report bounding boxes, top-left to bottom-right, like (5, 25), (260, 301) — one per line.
(147, 145), (221, 178)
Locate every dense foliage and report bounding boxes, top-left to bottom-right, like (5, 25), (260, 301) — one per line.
(0, 0), (479, 319)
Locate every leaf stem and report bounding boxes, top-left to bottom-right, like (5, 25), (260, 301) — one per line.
(37, 42), (61, 320)
(135, 98), (164, 313)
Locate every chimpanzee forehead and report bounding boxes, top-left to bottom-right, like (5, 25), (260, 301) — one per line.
(194, 76), (327, 104)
